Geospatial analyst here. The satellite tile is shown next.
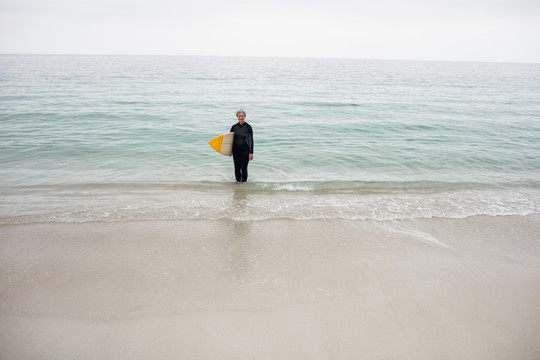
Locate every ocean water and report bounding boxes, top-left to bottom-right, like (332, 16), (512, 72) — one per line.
(1, 54), (540, 223)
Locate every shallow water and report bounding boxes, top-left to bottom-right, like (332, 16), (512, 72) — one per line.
(1, 55), (540, 223)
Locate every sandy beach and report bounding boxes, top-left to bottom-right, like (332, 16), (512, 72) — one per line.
(1, 215), (539, 359)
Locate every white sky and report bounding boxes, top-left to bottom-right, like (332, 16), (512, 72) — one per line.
(1, 0), (539, 62)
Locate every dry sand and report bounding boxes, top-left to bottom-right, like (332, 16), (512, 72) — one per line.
(1, 216), (539, 359)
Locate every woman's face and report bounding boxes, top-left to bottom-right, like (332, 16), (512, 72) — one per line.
(237, 112), (246, 124)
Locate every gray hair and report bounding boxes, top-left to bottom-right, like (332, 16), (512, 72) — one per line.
(236, 109), (246, 117)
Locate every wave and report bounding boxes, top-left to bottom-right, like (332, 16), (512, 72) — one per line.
(6, 179), (538, 193)
(2, 180), (540, 224)
(290, 100), (362, 108)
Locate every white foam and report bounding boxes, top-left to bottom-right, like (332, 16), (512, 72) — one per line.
(375, 222), (452, 248)
(2, 185), (540, 224)
(259, 183), (314, 192)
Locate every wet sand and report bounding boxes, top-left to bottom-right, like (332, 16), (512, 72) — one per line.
(1, 216), (539, 359)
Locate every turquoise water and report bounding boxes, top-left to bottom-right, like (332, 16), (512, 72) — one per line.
(1, 55), (540, 223)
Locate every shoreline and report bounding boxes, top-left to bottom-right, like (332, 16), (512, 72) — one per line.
(1, 215), (540, 359)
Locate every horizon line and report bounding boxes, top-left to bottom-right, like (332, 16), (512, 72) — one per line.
(0, 52), (538, 65)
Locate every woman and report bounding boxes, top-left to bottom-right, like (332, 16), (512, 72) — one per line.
(230, 109), (254, 182)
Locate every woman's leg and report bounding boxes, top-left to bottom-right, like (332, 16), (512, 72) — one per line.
(239, 145), (250, 182)
(232, 149), (242, 182)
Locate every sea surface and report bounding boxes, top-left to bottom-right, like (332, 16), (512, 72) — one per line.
(1, 54), (540, 223)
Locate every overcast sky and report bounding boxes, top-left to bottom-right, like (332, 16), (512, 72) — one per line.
(1, 0), (539, 62)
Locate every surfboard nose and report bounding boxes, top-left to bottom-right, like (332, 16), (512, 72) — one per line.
(209, 132), (234, 156)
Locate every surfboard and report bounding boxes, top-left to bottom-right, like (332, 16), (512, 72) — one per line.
(208, 132), (234, 156)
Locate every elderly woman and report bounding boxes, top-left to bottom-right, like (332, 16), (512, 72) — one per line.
(230, 109), (254, 182)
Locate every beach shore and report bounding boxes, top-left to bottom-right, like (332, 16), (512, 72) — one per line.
(1, 215), (539, 359)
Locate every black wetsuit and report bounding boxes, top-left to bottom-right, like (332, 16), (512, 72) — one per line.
(230, 122), (254, 182)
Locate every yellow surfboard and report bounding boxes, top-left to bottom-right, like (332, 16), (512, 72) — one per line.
(208, 132), (234, 156)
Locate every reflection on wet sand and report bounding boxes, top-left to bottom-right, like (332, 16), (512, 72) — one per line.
(223, 186), (254, 278)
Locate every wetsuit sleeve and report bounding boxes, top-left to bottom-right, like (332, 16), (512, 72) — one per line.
(230, 124), (236, 132)
(248, 124), (254, 154)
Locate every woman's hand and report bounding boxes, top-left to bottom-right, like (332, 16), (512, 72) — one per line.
(249, 154), (254, 161)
